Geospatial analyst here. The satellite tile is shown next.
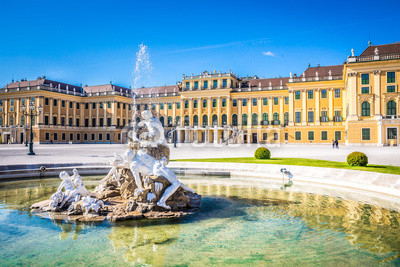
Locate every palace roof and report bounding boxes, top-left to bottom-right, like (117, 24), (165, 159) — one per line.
(360, 43), (400, 56)
(83, 84), (131, 94)
(134, 85), (180, 96)
(302, 64), (343, 78)
(1, 78), (84, 93)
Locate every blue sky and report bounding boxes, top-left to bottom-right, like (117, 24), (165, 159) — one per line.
(1, 0), (399, 88)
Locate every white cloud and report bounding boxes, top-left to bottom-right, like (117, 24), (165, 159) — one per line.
(262, 51), (275, 57)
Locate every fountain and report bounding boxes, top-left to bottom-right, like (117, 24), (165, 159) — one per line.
(31, 111), (201, 221)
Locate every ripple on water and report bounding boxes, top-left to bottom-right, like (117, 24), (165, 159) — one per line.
(0, 176), (399, 266)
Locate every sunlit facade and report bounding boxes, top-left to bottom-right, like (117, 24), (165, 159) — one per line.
(1, 43), (399, 145)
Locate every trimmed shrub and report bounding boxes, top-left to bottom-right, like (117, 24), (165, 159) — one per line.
(347, 152), (368, 166)
(254, 147), (271, 159)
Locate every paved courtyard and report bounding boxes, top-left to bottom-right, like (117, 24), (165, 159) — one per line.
(0, 143), (399, 167)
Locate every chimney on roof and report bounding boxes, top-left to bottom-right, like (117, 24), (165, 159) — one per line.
(308, 63), (311, 68)
(317, 63), (320, 67)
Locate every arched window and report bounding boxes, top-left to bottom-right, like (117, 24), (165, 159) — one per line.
(273, 112), (279, 121)
(202, 115), (208, 126)
(284, 112), (289, 123)
(387, 100), (396, 116)
(221, 114), (227, 125)
(262, 113), (268, 122)
(193, 115), (198, 126)
(159, 116), (164, 126)
(252, 113), (258, 126)
(222, 98), (227, 107)
(175, 116), (181, 126)
(193, 99), (198, 108)
(184, 100), (189, 109)
(184, 115), (189, 126)
(232, 114), (238, 126)
(21, 116), (25, 125)
(212, 114), (218, 125)
(167, 116), (172, 127)
(361, 101), (370, 117)
(242, 114), (248, 126)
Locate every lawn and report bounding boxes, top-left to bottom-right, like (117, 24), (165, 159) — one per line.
(172, 157), (400, 175)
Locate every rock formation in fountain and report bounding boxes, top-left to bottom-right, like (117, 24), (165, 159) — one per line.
(31, 111), (201, 222)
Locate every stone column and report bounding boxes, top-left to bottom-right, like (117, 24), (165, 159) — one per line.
(258, 97), (262, 124)
(374, 70), (381, 116)
(217, 97), (221, 126)
(207, 97), (212, 126)
(238, 99), (242, 125)
(214, 128), (218, 144)
(279, 96), (284, 124)
(188, 98), (193, 126)
(328, 88), (334, 121)
(301, 90), (307, 124)
(73, 102), (77, 126)
(111, 101), (116, 126)
(15, 98), (20, 125)
(289, 90), (294, 126)
(315, 89), (320, 125)
(227, 96), (231, 125)
(197, 97), (201, 126)
(156, 102), (160, 118)
(268, 97), (273, 122)
(247, 98), (252, 127)
(66, 101), (70, 126)
(347, 72), (358, 120)
(58, 100), (61, 125)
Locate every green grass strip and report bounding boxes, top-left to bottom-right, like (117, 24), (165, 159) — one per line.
(172, 157), (400, 175)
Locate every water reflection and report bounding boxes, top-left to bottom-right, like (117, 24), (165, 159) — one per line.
(0, 177), (400, 265)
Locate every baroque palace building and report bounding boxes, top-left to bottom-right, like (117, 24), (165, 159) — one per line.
(0, 42), (399, 145)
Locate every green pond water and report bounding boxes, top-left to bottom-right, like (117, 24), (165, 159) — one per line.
(1, 175), (400, 266)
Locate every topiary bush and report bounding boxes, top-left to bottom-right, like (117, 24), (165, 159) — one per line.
(254, 147), (271, 159)
(347, 152), (368, 166)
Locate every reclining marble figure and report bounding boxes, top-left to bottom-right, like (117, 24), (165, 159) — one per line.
(130, 110), (166, 147)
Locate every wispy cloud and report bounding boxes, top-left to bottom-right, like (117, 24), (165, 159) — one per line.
(262, 51), (275, 57)
(158, 38), (270, 55)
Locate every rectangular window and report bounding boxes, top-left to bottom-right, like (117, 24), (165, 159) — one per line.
(69, 102), (73, 108)
(107, 102), (111, 108)
(176, 102), (180, 109)
(160, 103), (164, 110)
(85, 119), (89, 127)
(99, 118), (104, 127)
(233, 99), (237, 107)
(284, 97), (289, 105)
(92, 118), (96, 127)
(91, 133), (95, 141)
(212, 99), (217, 107)
(274, 133), (278, 141)
(53, 116), (58, 125)
(45, 133), (49, 140)
(107, 118), (111, 127)
(123, 103), (126, 110)
(321, 131), (328, 140)
(117, 102), (120, 108)
(263, 98), (268, 105)
(222, 99), (226, 107)
(136, 104), (140, 111)
(123, 119), (126, 126)
(45, 98), (49, 105)
(387, 72), (395, 83)
(99, 133), (103, 141)
(54, 133), (58, 141)
(362, 128), (370, 140)
(117, 118), (120, 126)
(308, 131), (314, 141)
(335, 131), (341, 141)
(263, 133), (267, 140)
(76, 119), (80, 127)
(321, 89), (327, 98)
(194, 81), (198, 90)
(274, 97), (278, 105)
(212, 80), (218, 89)
(100, 102), (104, 109)
(45, 116), (49, 125)
(242, 99), (247, 106)
(252, 98), (257, 106)
(168, 103), (172, 110)
(69, 133), (73, 141)
(77, 134), (80, 141)
(54, 99), (58, 106)
(69, 118), (73, 126)
(387, 85), (396, 93)
(203, 81), (208, 89)
(62, 100), (65, 107)
(295, 131), (301, 140)
(308, 90), (314, 99)
(61, 117), (65, 126)
(222, 79), (227, 88)
(84, 133), (88, 141)
(106, 133), (110, 141)
(193, 100), (198, 108)
(152, 103), (156, 110)
(203, 100), (207, 108)
(62, 133), (66, 141)
(295, 112), (301, 123)
(334, 89), (341, 98)
(361, 87), (370, 94)
(185, 82), (190, 90)
(76, 103), (80, 109)
(361, 73), (369, 84)
(308, 111), (314, 123)
(92, 103), (96, 109)
(295, 91), (300, 100)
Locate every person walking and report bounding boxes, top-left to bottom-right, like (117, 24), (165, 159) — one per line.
(335, 139), (339, 149)
(332, 140), (335, 149)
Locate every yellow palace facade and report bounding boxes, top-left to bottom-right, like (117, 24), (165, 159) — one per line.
(1, 42), (399, 145)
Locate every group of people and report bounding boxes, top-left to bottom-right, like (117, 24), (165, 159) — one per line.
(332, 139), (339, 149)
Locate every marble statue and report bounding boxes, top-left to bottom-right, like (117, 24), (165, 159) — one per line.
(130, 110), (166, 147)
(81, 196), (104, 214)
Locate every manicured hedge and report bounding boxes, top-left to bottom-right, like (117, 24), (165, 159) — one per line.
(254, 147), (271, 159)
(347, 152), (368, 166)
